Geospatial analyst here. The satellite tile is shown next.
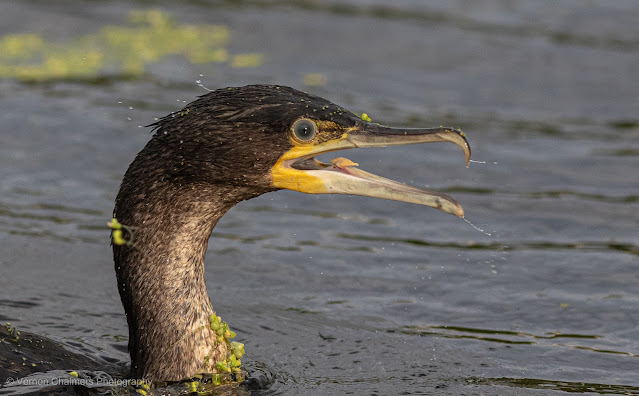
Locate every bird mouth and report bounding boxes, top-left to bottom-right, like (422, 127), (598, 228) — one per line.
(271, 124), (471, 218)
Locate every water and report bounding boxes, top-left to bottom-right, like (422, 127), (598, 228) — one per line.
(1, 1), (638, 395)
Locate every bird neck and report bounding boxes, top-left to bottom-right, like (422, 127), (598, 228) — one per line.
(112, 181), (255, 381)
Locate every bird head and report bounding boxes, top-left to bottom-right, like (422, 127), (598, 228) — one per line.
(147, 84), (471, 217)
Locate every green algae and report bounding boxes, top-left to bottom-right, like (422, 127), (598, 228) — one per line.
(0, 9), (262, 82)
(107, 217), (133, 246)
(4, 322), (20, 343)
(302, 73), (327, 86)
(207, 313), (244, 378)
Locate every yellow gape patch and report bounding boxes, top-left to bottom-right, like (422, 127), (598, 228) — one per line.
(270, 132), (353, 194)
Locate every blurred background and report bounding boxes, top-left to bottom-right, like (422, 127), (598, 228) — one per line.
(1, 1), (638, 395)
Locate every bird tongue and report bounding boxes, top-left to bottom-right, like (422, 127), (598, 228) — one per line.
(330, 157), (359, 169)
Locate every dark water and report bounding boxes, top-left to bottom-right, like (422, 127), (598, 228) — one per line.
(1, 1), (638, 395)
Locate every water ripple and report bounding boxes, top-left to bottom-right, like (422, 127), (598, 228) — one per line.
(338, 233), (639, 256)
(469, 377), (639, 395)
(442, 186), (639, 204)
(398, 325), (638, 358)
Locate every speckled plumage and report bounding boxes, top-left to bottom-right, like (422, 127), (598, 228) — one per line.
(112, 85), (360, 381)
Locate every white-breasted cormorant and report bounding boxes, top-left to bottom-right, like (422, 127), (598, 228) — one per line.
(2, 85), (470, 389)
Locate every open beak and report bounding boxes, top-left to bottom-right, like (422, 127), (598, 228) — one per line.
(270, 123), (471, 217)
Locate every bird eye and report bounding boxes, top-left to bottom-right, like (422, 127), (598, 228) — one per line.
(291, 119), (317, 143)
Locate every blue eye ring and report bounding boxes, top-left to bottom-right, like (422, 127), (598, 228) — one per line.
(291, 118), (317, 143)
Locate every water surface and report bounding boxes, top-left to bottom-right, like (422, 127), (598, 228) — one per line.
(1, 1), (638, 395)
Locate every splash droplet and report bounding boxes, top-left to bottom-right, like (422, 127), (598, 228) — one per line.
(462, 217), (492, 236)
(197, 80), (213, 92)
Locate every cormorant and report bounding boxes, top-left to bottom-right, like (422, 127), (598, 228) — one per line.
(2, 85), (471, 388)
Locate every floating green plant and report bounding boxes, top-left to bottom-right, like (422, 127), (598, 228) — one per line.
(107, 217), (134, 246)
(0, 9), (263, 82)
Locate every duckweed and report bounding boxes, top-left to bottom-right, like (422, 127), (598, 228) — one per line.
(207, 313), (243, 377)
(112, 229), (126, 245)
(107, 218), (122, 230)
(108, 217), (134, 246)
(302, 73), (327, 86)
(0, 9), (262, 82)
(230, 341), (244, 359)
(216, 361), (229, 372)
(5, 322), (20, 343)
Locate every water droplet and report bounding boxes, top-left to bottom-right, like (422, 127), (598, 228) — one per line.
(197, 80), (213, 92)
(462, 218), (492, 236)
